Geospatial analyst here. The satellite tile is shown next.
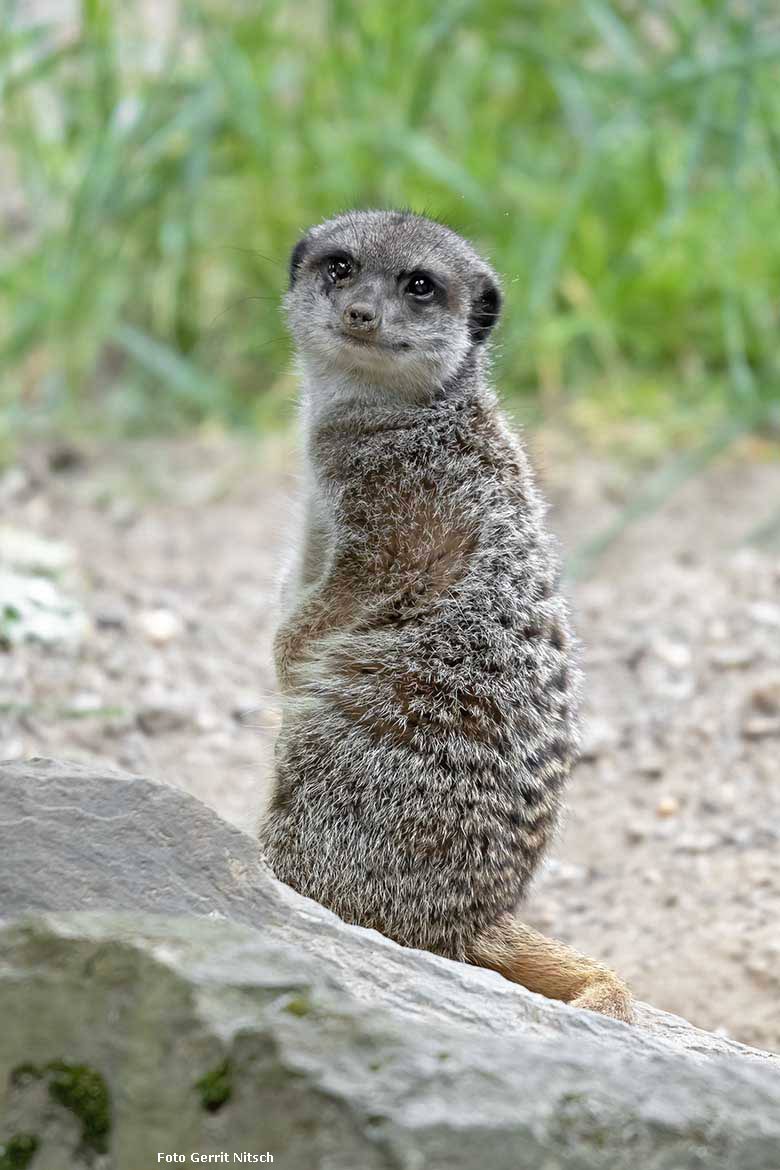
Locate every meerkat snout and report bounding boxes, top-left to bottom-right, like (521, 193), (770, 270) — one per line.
(342, 301), (381, 333)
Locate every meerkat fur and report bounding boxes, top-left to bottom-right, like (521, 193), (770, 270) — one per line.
(259, 209), (632, 1023)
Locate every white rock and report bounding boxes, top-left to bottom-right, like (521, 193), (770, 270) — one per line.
(656, 795), (681, 818)
(64, 692), (106, 716)
(651, 636), (692, 670)
(0, 738), (24, 761)
(137, 686), (194, 735)
(636, 749), (666, 778)
(579, 716), (618, 761)
(0, 526), (75, 576)
(748, 674), (780, 716)
(0, 569), (89, 649)
(741, 715), (780, 740)
(748, 601), (780, 628)
(137, 607), (184, 644)
(710, 644), (756, 669)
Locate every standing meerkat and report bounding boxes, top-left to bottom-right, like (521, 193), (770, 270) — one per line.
(260, 210), (632, 1022)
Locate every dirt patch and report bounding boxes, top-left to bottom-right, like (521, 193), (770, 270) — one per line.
(1, 431), (778, 1051)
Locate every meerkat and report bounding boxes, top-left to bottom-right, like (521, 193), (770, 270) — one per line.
(259, 210), (632, 1022)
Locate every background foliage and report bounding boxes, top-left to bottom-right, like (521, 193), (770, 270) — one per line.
(2, 0), (780, 447)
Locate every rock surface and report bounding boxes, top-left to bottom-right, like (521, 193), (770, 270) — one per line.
(1, 758), (779, 1169)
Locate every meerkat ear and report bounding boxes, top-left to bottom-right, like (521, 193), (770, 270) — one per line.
(469, 275), (502, 344)
(288, 235), (311, 288)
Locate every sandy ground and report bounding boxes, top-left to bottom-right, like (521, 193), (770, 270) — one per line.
(1, 430), (778, 1052)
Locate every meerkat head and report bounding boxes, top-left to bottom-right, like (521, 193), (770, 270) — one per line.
(284, 210), (501, 405)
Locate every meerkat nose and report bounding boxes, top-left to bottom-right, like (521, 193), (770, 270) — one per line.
(342, 302), (381, 333)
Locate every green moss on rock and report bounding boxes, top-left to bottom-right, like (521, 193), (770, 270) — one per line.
(8, 1061), (110, 1157)
(46, 1061), (111, 1155)
(196, 1059), (233, 1113)
(283, 994), (312, 1018)
(0, 1133), (40, 1170)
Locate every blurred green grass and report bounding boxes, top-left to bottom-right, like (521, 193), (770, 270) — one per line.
(2, 0), (780, 452)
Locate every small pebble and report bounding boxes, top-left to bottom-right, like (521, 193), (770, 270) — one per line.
(108, 498), (139, 528)
(0, 526), (75, 576)
(748, 601), (780, 628)
(675, 832), (720, 854)
(741, 715), (780, 740)
(651, 636), (692, 671)
(0, 467), (30, 501)
(709, 644), (755, 670)
(0, 738), (25, 760)
(47, 442), (83, 472)
(137, 608), (184, 645)
(749, 674), (780, 716)
(579, 716), (618, 762)
(636, 751), (665, 779)
(707, 619), (729, 640)
(656, 796), (680, 818)
(137, 687), (193, 735)
(544, 859), (588, 884)
(94, 604), (128, 632)
(65, 692), (105, 716)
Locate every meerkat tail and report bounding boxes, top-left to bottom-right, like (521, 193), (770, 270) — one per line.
(467, 914), (634, 1023)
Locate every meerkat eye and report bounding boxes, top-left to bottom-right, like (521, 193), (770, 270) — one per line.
(406, 272), (436, 301)
(326, 256), (353, 283)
